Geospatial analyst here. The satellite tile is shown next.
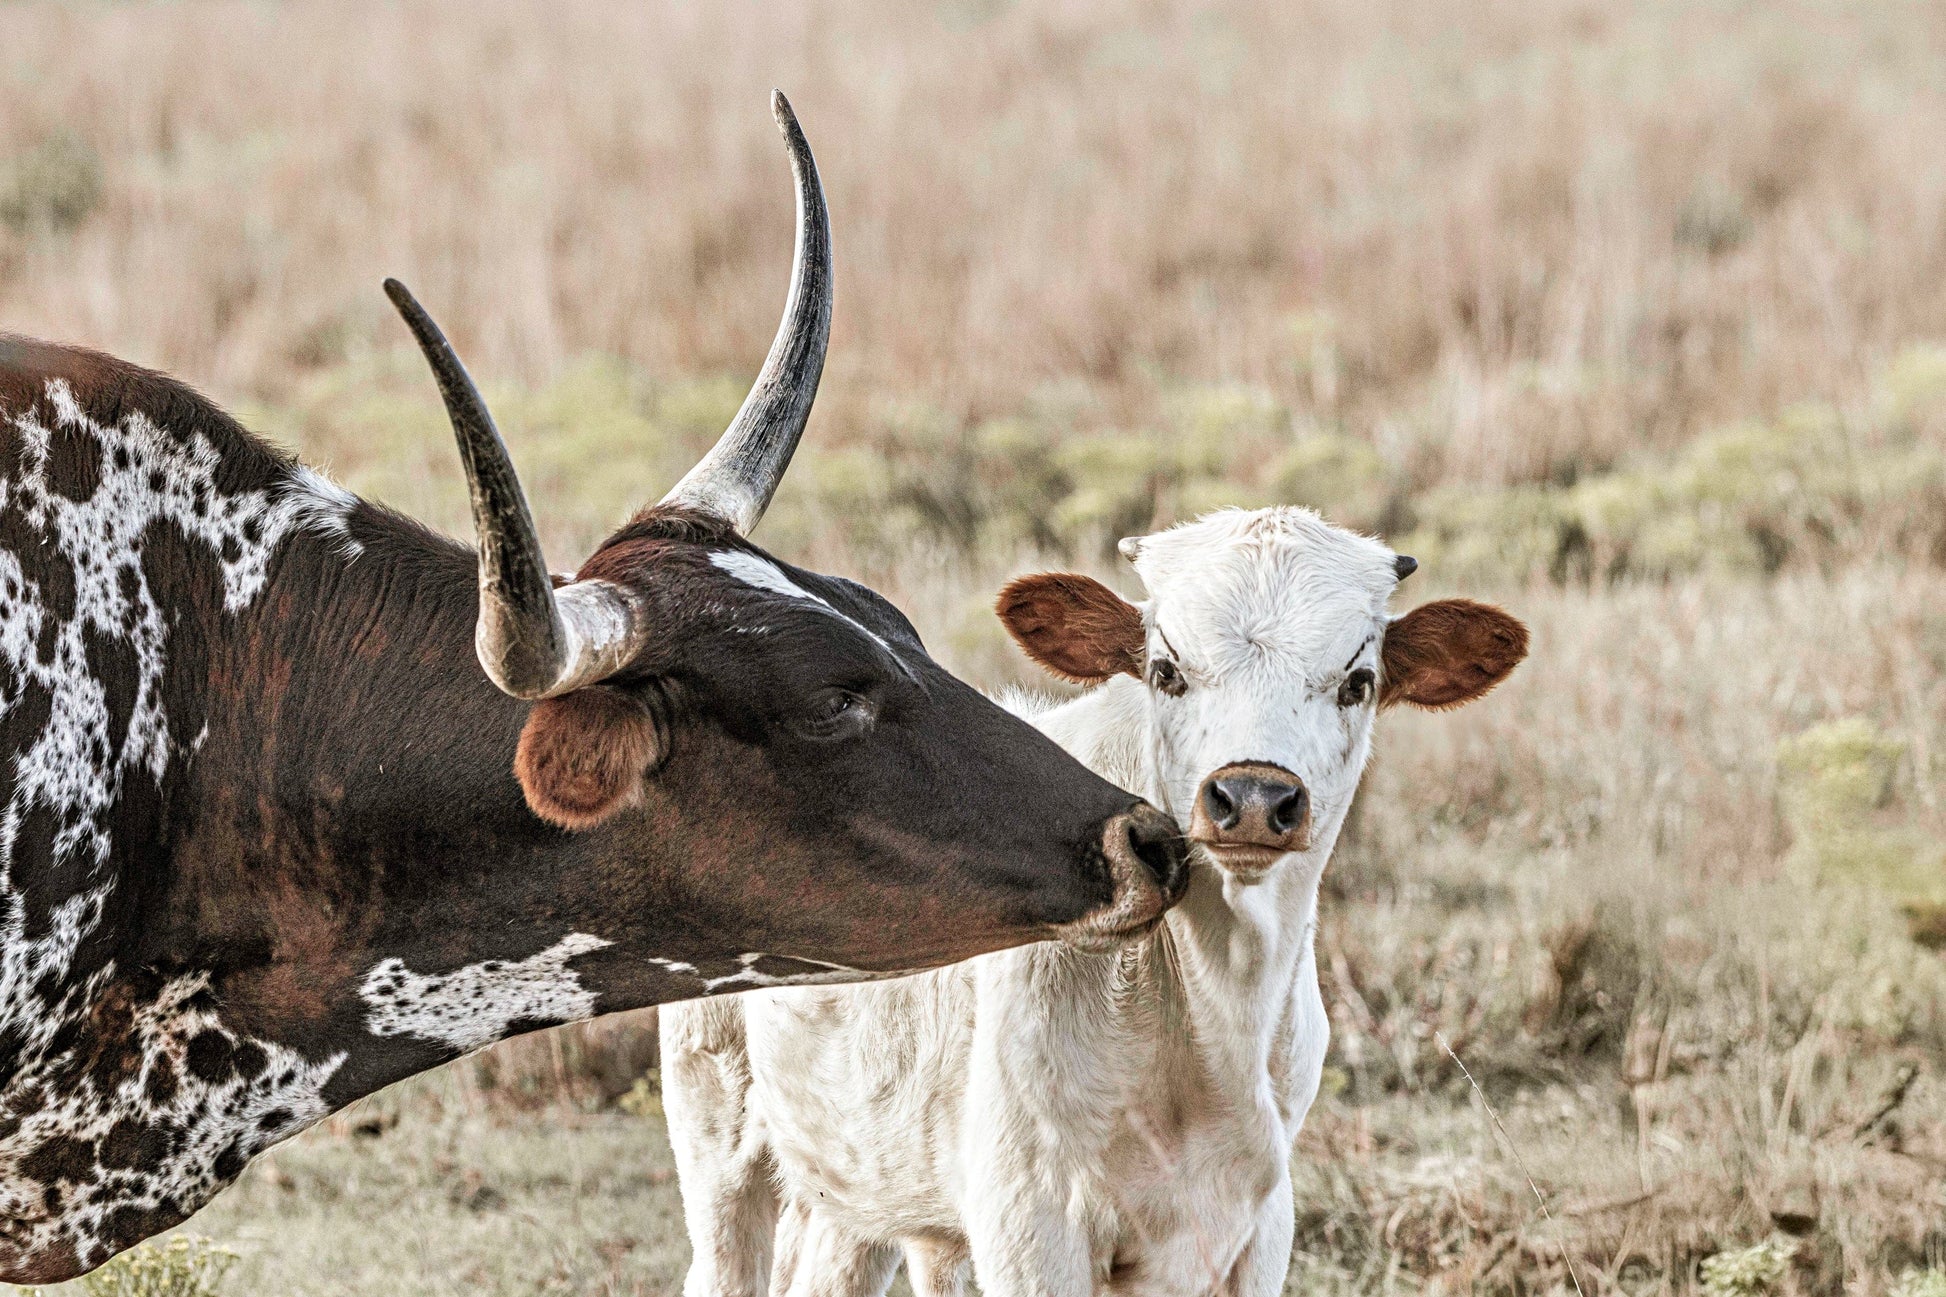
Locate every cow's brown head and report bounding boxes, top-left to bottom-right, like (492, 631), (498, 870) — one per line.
(385, 94), (1187, 979)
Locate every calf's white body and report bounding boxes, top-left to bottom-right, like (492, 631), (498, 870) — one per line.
(663, 508), (1526, 1296)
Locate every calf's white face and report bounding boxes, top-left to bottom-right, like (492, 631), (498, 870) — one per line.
(998, 507), (1527, 880)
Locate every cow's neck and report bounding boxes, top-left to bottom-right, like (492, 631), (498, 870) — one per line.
(1034, 677), (1333, 1113)
(159, 519), (680, 1106)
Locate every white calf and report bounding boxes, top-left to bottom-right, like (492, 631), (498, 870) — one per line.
(664, 506), (1528, 1297)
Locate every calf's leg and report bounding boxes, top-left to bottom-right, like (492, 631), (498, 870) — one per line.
(902, 1237), (972, 1297)
(1221, 1173), (1296, 1297)
(962, 1182), (1095, 1297)
(769, 1201), (899, 1297)
(664, 1001), (780, 1297)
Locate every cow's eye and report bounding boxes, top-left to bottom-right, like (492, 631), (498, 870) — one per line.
(1338, 667), (1375, 708)
(797, 688), (876, 741)
(1148, 658), (1187, 697)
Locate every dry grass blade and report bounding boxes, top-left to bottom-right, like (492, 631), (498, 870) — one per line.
(1438, 1031), (1587, 1297)
(1853, 1063), (1922, 1140)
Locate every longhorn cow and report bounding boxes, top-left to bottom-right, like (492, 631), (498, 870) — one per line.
(0, 95), (1187, 1282)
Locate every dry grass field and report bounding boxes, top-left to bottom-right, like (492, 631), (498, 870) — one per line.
(4, 0), (1946, 1293)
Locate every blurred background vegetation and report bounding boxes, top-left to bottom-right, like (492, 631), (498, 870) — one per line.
(4, 0), (1946, 1293)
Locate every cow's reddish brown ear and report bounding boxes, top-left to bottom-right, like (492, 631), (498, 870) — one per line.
(996, 573), (1146, 684)
(1380, 599), (1529, 710)
(515, 687), (664, 830)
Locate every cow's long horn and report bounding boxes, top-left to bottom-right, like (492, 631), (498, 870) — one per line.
(660, 90), (832, 534)
(385, 279), (645, 699)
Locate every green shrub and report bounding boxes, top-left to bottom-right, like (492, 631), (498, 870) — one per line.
(1698, 1238), (1796, 1297)
(1774, 718), (1936, 897)
(618, 1068), (662, 1121)
(1774, 717), (1946, 1029)
(1893, 1270), (1946, 1297)
(1777, 716), (1900, 821)
(0, 134), (103, 234)
(48, 1236), (242, 1297)
(1269, 430), (1389, 531)
(1881, 343), (1946, 434)
(255, 348), (1946, 581)
(1403, 402), (1946, 583)
(1398, 483), (1576, 584)
(1160, 382), (1283, 469)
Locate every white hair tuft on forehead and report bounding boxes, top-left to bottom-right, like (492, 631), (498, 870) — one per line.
(1127, 506), (1402, 683)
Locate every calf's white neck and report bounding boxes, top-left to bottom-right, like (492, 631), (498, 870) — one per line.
(1026, 675), (1347, 1115)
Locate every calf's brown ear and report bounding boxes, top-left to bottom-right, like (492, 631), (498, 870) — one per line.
(1380, 599), (1529, 710)
(996, 573), (1146, 684)
(515, 687), (664, 829)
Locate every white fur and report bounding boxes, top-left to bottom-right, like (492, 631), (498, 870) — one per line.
(708, 549), (889, 651)
(285, 465), (364, 559)
(360, 932), (613, 1053)
(709, 550), (829, 606)
(664, 507), (1411, 1297)
(0, 973), (344, 1256)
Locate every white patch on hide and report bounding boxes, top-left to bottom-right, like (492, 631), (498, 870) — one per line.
(284, 465), (363, 559)
(702, 952), (866, 994)
(708, 550), (889, 650)
(0, 380), (359, 1065)
(0, 975), (345, 1267)
(709, 550), (828, 606)
(360, 933), (613, 1053)
(658, 952), (888, 995)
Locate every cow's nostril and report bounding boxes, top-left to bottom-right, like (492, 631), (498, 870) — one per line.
(1201, 780), (1241, 832)
(1268, 783), (1307, 835)
(1105, 798), (1190, 899)
(1118, 806), (1188, 893)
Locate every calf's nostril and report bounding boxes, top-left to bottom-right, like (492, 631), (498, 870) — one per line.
(1268, 784), (1307, 834)
(1201, 780), (1241, 831)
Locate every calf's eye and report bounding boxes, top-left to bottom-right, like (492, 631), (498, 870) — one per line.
(1148, 658), (1187, 697)
(1338, 667), (1375, 708)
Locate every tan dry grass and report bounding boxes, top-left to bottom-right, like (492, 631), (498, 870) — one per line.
(6, 0), (1946, 487)
(1302, 568), (1946, 1293)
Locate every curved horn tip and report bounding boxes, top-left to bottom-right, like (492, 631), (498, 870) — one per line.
(382, 278), (440, 343)
(658, 89), (829, 535)
(770, 91), (814, 164)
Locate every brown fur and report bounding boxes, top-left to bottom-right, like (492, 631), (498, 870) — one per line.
(996, 573), (1145, 683)
(514, 687), (664, 830)
(1380, 599), (1529, 710)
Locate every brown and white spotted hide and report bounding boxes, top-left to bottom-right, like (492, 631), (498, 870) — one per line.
(0, 349), (360, 1276)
